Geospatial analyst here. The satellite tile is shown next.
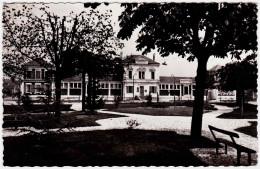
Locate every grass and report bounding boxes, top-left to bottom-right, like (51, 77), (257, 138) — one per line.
(217, 103), (257, 119)
(3, 129), (218, 166)
(106, 105), (216, 116)
(3, 104), (73, 114)
(103, 101), (195, 109)
(235, 121), (257, 138)
(3, 111), (126, 129)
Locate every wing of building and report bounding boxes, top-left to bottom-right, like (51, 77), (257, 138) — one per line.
(21, 55), (196, 102)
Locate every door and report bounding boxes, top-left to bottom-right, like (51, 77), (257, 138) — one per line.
(140, 86), (144, 98)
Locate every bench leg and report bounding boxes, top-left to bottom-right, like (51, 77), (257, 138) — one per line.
(216, 142), (219, 155)
(248, 153), (251, 165)
(237, 150), (241, 165)
(225, 144), (227, 154)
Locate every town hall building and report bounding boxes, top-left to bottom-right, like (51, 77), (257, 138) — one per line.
(21, 55), (196, 102)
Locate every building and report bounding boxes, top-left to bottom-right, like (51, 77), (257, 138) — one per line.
(20, 55), (196, 102)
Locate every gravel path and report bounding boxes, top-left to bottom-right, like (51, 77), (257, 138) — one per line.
(3, 104), (258, 151)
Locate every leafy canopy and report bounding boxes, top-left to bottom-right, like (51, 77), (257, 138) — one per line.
(118, 3), (257, 61)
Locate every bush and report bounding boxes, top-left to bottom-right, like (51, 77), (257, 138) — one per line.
(96, 97), (105, 109)
(21, 94), (33, 108)
(114, 95), (122, 109)
(146, 94), (152, 105)
(126, 119), (140, 129)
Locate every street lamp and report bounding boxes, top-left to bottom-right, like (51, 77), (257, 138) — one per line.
(171, 74), (176, 111)
(133, 73), (137, 100)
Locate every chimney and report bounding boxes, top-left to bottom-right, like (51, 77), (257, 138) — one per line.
(153, 53), (156, 61)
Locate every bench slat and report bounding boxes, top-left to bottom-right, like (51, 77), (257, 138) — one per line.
(209, 125), (239, 138)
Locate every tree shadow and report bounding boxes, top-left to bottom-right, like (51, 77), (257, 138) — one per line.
(4, 129), (217, 166)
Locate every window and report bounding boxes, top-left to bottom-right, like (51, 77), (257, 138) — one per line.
(36, 71), (41, 79)
(166, 85), (168, 89)
(151, 72), (155, 79)
(118, 84), (121, 89)
(159, 85), (162, 89)
(78, 83), (81, 88)
(41, 69), (45, 79)
(70, 83), (73, 88)
(62, 83), (68, 89)
(170, 85), (173, 89)
(126, 86), (133, 93)
(74, 83), (78, 88)
(35, 84), (43, 94)
(26, 71), (32, 79)
(149, 86), (157, 93)
(176, 85), (180, 89)
(139, 71), (145, 79)
(129, 71), (132, 79)
(101, 83), (105, 89)
(105, 83), (109, 88)
(162, 84), (165, 89)
(26, 84), (31, 93)
(110, 84), (114, 89)
(115, 84), (118, 89)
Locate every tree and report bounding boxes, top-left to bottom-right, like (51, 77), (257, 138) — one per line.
(117, 3), (257, 137)
(71, 6), (123, 113)
(218, 53), (257, 115)
(2, 3), (112, 122)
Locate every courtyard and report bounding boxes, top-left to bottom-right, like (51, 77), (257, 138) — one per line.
(2, 102), (258, 166)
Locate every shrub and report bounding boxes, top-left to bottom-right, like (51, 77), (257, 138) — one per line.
(96, 97), (105, 109)
(126, 119), (140, 129)
(114, 95), (122, 109)
(146, 94), (152, 105)
(21, 94), (33, 108)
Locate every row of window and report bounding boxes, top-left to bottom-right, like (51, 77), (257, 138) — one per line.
(100, 83), (121, 89)
(126, 86), (157, 94)
(160, 84), (180, 90)
(25, 83), (49, 94)
(128, 71), (155, 80)
(25, 69), (45, 79)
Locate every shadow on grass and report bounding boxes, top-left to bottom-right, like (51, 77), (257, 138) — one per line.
(3, 112), (126, 129)
(4, 129), (217, 166)
(235, 121), (257, 138)
(217, 104), (257, 119)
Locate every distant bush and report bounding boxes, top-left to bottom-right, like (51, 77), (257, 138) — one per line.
(21, 94), (33, 108)
(114, 95), (122, 109)
(96, 97), (105, 109)
(146, 94), (152, 106)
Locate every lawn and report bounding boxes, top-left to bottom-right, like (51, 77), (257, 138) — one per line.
(4, 129), (217, 166)
(3, 104), (73, 114)
(3, 111), (126, 129)
(106, 105), (216, 116)
(217, 103), (257, 119)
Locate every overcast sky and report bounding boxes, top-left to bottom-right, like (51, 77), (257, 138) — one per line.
(4, 2), (250, 77)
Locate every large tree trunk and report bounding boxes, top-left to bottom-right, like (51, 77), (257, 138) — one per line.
(54, 70), (62, 123)
(82, 70), (86, 112)
(191, 58), (208, 138)
(87, 73), (92, 112)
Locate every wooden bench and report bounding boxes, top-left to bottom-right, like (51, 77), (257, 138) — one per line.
(208, 125), (256, 165)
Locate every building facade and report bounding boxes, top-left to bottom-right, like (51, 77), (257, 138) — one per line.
(21, 55), (196, 102)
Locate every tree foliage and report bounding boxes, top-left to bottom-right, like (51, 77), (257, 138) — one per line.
(218, 52), (257, 92)
(2, 3), (122, 121)
(117, 3), (257, 137)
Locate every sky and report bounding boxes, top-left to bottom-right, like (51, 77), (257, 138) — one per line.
(3, 2), (250, 77)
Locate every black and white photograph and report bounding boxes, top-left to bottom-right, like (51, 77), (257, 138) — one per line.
(1, 0), (258, 166)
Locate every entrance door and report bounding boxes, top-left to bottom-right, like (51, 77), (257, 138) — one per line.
(184, 86), (189, 95)
(140, 86), (144, 98)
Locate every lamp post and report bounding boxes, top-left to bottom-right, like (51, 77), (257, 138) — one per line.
(133, 73), (137, 100)
(171, 74), (176, 111)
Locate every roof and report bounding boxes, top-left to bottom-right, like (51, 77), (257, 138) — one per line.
(128, 55), (160, 65)
(23, 60), (41, 66)
(62, 75), (82, 81)
(208, 65), (222, 72)
(160, 76), (195, 83)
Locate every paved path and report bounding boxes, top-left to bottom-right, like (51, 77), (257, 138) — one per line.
(3, 104), (258, 151)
